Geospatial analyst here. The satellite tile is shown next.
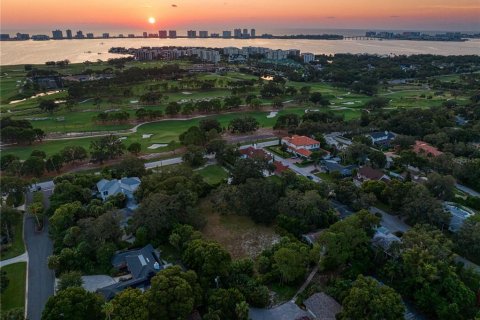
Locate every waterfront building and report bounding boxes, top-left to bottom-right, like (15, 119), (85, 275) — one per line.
(76, 31), (85, 39)
(251, 28), (256, 38)
(222, 30), (232, 38)
(168, 30), (177, 38)
(52, 29), (63, 39)
(211, 33), (220, 38)
(187, 30), (197, 38)
(199, 31), (208, 38)
(0, 34), (10, 40)
(234, 28), (242, 38)
(32, 34), (50, 41)
(128, 34), (135, 38)
(159, 30), (167, 38)
(66, 29), (72, 39)
(86, 33), (94, 39)
(16, 33), (30, 40)
(143, 32), (148, 38)
(103, 33), (110, 38)
(301, 52), (315, 63)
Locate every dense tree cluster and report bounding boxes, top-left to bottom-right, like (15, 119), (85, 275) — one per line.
(0, 117), (45, 145)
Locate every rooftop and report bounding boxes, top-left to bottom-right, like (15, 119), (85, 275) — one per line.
(283, 135), (320, 147)
(303, 292), (342, 320)
(413, 141), (443, 157)
(358, 166), (389, 181)
(111, 244), (163, 280)
(240, 146), (271, 160)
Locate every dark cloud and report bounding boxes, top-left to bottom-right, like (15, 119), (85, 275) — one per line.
(390, 15), (400, 18)
(171, 4), (177, 7)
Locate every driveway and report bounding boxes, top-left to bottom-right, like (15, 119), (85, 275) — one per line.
(250, 301), (309, 320)
(25, 188), (55, 320)
(370, 207), (410, 233)
(263, 149), (321, 183)
(455, 183), (480, 198)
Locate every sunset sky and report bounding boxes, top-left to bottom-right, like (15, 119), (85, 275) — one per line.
(2, 0), (479, 33)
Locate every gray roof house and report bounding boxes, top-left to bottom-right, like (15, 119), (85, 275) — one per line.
(321, 160), (356, 177)
(96, 177), (141, 210)
(304, 292), (342, 320)
(97, 244), (166, 300)
(368, 131), (396, 147)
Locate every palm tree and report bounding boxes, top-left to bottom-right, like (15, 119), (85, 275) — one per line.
(102, 302), (114, 320)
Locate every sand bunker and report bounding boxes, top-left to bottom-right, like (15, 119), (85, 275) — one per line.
(266, 111), (278, 118)
(148, 143), (168, 149)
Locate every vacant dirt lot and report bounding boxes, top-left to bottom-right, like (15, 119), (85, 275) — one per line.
(199, 199), (280, 259)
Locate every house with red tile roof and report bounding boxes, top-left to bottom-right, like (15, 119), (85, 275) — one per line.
(281, 135), (320, 158)
(413, 141), (443, 157)
(273, 161), (289, 175)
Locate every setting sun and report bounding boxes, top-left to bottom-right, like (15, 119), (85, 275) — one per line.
(148, 17), (156, 24)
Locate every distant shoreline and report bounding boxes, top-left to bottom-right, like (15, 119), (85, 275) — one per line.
(0, 35), (472, 42)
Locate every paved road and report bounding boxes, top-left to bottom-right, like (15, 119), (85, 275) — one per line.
(25, 188), (55, 320)
(0, 252), (28, 267)
(455, 183), (480, 198)
(144, 157), (183, 169)
(370, 207), (410, 233)
(370, 206), (480, 273)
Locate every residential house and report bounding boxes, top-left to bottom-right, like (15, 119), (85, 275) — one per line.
(303, 292), (342, 320)
(239, 146), (272, 162)
(273, 161), (289, 175)
(96, 177), (141, 210)
(413, 141), (443, 157)
(356, 166), (391, 183)
(281, 135), (321, 158)
(444, 202), (475, 232)
(321, 160), (356, 177)
(372, 226), (401, 258)
(367, 131), (396, 147)
(97, 244), (168, 300)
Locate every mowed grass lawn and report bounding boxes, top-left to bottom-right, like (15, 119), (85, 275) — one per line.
(197, 165), (228, 185)
(199, 199), (280, 259)
(0, 212), (25, 261)
(0, 262), (27, 312)
(4, 105), (362, 159)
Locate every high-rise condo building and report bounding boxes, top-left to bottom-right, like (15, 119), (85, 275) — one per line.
(187, 30), (197, 38)
(234, 29), (242, 38)
(86, 33), (94, 39)
(66, 29), (72, 39)
(199, 31), (208, 38)
(16, 33), (30, 40)
(159, 30), (167, 38)
(168, 30), (177, 38)
(222, 31), (232, 38)
(76, 31), (85, 39)
(103, 33), (110, 38)
(52, 29), (63, 39)
(250, 29), (256, 38)
(143, 32), (148, 38)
